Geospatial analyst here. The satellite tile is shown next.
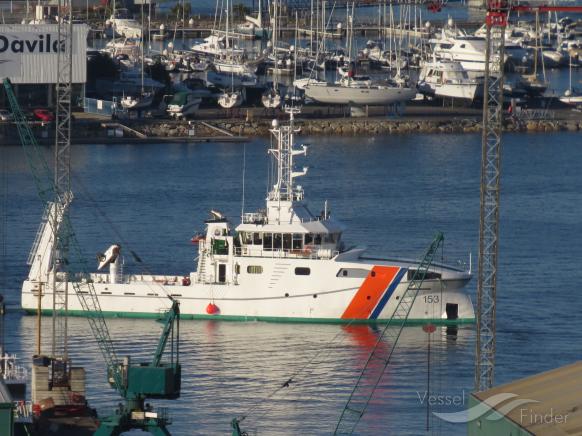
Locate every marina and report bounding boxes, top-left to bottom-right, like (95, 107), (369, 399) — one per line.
(1, 0), (582, 435)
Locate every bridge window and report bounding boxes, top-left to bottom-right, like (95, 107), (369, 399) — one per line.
(407, 270), (442, 281)
(263, 233), (272, 250)
(273, 233), (282, 249)
(295, 267), (310, 276)
(324, 233), (339, 244)
(283, 233), (292, 250)
(247, 265), (263, 274)
(241, 232), (252, 244)
(292, 233), (303, 250)
(305, 233), (314, 245)
(253, 232), (263, 245)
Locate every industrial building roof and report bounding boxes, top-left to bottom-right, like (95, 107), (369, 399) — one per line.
(473, 361), (582, 435)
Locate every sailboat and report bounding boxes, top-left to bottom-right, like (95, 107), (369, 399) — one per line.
(217, 0), (244, 109)
(559, 53), (582, 106)
(235, 0), (270, 39)
(218, 90), (244, 108)
(521, 11), (549, 96)
(304, 6), (415, 107)
(261, 0), (282, 108)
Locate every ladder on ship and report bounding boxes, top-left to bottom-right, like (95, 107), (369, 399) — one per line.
(197, 247), (208, 283)
(333, 232), (445, 435)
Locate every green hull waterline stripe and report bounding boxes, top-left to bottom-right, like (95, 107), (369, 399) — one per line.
(23, 309), (475, 325)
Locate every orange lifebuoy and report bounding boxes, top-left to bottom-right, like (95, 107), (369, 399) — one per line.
(182, 276), (191, 286)
(206, 303), (219, 315)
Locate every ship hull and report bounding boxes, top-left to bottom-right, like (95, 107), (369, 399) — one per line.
(22, 257), (474, 324)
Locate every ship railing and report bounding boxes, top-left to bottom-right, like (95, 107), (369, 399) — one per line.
(85, 272), (184, 286)
(14, 400), (33, 421)
(242, 212), (267, 224)
(234, 246), (339, 260)
(1, 354), (28, 382)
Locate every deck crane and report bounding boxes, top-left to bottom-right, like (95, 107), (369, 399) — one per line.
(475, 0), (582, 392)
(4, 76), (182, 435)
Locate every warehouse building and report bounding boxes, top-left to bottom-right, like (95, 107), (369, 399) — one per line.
(468, 361), (582, 436)
(0, 23), (88, 108)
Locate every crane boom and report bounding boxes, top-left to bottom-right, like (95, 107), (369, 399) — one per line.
(3, 78), (124, 393)
(5, 77), (181, 433)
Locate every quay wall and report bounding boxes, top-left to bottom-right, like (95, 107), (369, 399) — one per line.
(133, 117), (582, 138)
(1, 116), (580, 146)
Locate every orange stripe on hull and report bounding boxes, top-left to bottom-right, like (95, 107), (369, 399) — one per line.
(341, 266), (401, 319)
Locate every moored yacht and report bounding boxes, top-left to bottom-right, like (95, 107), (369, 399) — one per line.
(417, 59), (481, 101)
(21, 109), (474, 323)
(303, 69), (416, 106)
(107, 9), (142, 39)
(431, 34), (489, 74)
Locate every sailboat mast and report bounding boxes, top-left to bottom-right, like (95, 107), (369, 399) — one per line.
(273, 0), (278, 88)
(310, 0), (313, 55)
(141, 0), (144, 94)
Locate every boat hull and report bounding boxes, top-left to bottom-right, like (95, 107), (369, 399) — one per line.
(304, 84), (416, 105)
(22, 259), (474, 324)
(419, 82), (479, 101)
(559, 95), (582, 106)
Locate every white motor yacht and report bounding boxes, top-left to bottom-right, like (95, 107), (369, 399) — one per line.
(417, 59), (481, 101)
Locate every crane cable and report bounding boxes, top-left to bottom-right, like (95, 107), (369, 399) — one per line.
(71, 171), (176, 306)
(234, 237), (444, 431)
(232, 307), (377, 429)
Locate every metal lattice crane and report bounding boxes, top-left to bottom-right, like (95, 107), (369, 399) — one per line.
(4, 77), (181, 435)
(475, 0), (508, 393)
(475, 0), (582, 392)
(51, 0), (74, 372)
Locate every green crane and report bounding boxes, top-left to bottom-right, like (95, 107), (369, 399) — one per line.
(333, 232), (444, 435)
(3, 78), (181, 435)
(231, 232), (445, 435)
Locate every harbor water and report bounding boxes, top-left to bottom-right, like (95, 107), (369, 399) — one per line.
(2, 131), (582, 434)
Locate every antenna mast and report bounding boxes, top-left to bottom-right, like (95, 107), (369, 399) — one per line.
(267, 107), (307, 203)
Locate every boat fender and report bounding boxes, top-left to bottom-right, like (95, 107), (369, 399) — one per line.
(182, 276), (191, 286)
(206, 303), (220, 315)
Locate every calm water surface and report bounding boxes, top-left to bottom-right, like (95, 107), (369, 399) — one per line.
(1, 130), (582, 435)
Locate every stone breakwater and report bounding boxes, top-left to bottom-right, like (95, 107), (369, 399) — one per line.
(135, 117), (582, 138)
(2, 116), (580, 145)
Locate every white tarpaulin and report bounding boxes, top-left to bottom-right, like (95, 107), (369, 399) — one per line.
(0, 24), (88, 84)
